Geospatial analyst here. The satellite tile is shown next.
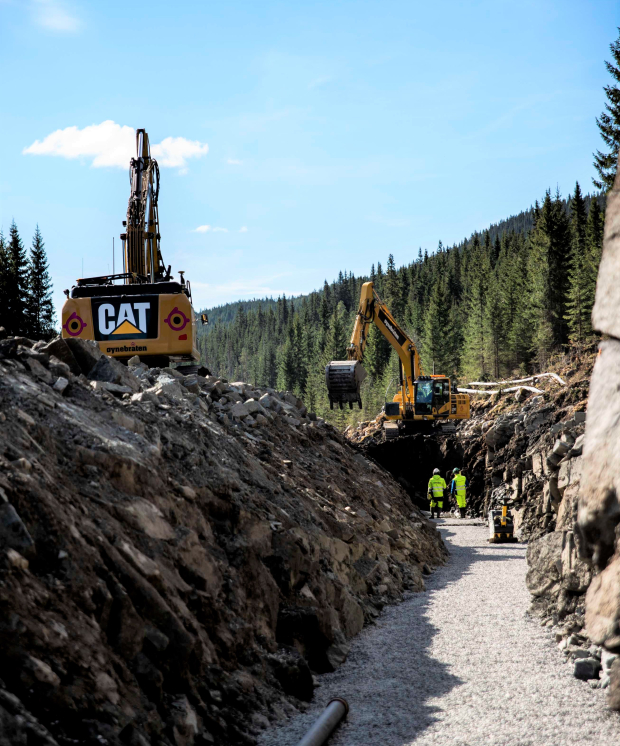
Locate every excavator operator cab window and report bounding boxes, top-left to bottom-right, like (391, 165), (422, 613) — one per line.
(415, 380), (433, 415)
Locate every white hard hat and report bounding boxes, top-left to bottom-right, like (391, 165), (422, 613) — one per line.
(433, 468), (440, 475)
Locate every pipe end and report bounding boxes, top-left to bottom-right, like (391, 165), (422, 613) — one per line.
(327, 697), (349, 716)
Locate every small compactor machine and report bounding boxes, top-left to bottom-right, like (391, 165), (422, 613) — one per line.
(488, 499), (518, 543)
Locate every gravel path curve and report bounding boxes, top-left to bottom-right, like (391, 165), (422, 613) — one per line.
(261, 520), (620, 746)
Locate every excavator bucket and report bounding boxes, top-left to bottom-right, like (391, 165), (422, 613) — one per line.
(325, 361), (367, 410)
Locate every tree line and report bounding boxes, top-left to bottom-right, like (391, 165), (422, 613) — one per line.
(198, 184), (605, 426)
(0, 222), (55, 340)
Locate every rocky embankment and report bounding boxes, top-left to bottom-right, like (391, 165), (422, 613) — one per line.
(0, 334), (446, 745)
(573, 166), (620, 709)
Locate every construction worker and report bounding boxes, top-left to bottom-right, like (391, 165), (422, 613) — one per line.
(427, 468), (447, 519)
(451, 467), (469, 518)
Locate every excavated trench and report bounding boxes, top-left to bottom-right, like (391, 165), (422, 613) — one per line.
(358, 433), (487, 514)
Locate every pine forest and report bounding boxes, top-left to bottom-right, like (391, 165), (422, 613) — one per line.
(198, 185), (605, 427)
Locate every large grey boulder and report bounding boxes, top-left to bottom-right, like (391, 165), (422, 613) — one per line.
(0, 504), (35, 557)
(64, 338), (103, 375)
(88, 355), (141, 393)
(578, 339), (620, 569)
(592, 171), (620, 337)
(526, 532), (563, 598)
(484, 418), (516, 449)
(40, 337), (81, 375)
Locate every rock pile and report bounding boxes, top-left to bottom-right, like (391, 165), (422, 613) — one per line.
(0, 333), (446, 745)
(346, 414), (386, 447)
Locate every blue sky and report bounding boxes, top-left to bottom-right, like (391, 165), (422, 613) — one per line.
(0, 0), (618, 317)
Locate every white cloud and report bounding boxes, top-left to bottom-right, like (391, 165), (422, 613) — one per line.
(23, 120), (208, 171)
(227, 158), (242, 165)
(32, 0), (81, 32)
(239, 226), (248, 233)
(213, 227), (228, 233)
(193, 225), (211, 233)
(151, 136), (208, 168)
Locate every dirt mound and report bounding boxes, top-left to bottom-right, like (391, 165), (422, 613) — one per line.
(0, 335), (446, 745)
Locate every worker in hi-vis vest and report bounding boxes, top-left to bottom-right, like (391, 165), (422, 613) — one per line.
(427, 468), (447, 520)
(451, 467), (469, 518)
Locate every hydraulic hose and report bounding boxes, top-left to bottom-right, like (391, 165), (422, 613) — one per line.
(295, 698), (349, 746)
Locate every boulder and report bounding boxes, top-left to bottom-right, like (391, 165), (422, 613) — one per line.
(573, 657), (601, 681)
(87, 355), (141, 393)
(578, 339), (620, 569)
(41, 337), (81, 375)
(484, 420), (514, 449)
(526, 532), (563, 598)
(585, 553), (620, 648)
(558, 456), (582, 496)
(245, 399), (266, 416)
(52, 377), (69, 395)
(608, 658), (620, 710)
(64, 338), (103, 374)
(0, 504), (35, 557)
(592, 172), (620, 337)
(230, 402), (250, 419)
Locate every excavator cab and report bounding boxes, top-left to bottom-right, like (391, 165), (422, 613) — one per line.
(414, 376), (451, 416)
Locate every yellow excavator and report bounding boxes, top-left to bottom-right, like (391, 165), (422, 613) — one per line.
(61, 129), (201, 366)
(325, 281), (470, 437)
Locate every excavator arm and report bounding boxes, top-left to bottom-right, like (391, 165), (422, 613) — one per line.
(346, 281), (422, 377)
(121, 129), (168, 283)
(326, 281), (422, 409)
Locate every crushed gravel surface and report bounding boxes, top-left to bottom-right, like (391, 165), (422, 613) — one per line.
(261, 520), (620, 745)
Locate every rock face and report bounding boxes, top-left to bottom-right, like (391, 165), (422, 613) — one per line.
(0, 336), (446, 745)
(578, 165), (620, 710)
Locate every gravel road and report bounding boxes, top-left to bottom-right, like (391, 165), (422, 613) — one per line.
(261, 520), (620, 746)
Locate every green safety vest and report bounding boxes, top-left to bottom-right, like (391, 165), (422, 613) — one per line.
(428, 475), (446, 497)
(454, 474), (467, 507)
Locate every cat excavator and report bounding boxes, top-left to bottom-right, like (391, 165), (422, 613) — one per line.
(325, 281), (470, 437)
(61, 128), (201, 366)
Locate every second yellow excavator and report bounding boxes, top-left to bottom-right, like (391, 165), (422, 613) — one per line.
(61, 129), (201, 366)
(326, 281), (470, 436)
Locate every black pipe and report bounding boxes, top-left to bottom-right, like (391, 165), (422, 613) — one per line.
(295, 698), (349, 746)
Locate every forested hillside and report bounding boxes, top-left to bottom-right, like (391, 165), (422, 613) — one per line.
(198, 185), (605, 427)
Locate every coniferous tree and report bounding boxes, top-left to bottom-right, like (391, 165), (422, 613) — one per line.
(461, 236), (490, 379)
(565, 184), (591, 342)
(421, 276), (451, 375)
(0, 232), (6, 329)
(594, 28), (620, 190)
(5, 222), (29, 336)
(26, 226), (55, 339)
(585, 198), (605, 317)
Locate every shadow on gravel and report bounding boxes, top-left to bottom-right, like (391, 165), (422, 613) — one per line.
(262, 525), (527, 746)
(288, 526), (504, 746)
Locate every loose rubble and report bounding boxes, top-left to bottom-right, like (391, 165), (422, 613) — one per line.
(0, 333), (446, 745)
